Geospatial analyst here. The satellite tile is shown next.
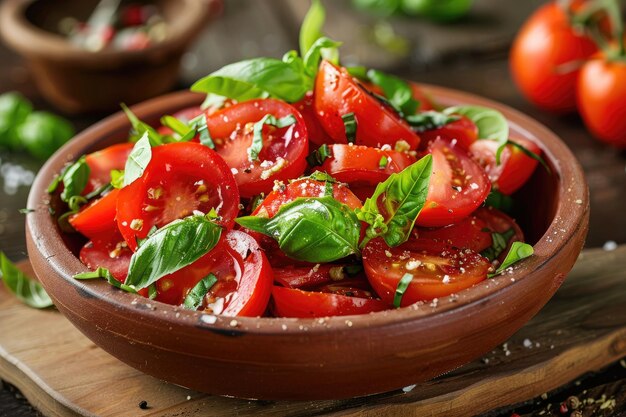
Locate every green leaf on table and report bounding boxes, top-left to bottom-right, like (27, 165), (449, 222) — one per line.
(0, 252), (53, 309)
(124, 214), (223, 290)
(0, 92), (33, 151)
(59, 156), (90, 203)
(356, 154), (432, 248)
(299, 0), (326, 56)
(249, 114), (296, 161)
(444, 105), (508, 163)
(488, 242), (534, 278)
(481, 228), (515, 262)
(123, 133), (152, 187)
(236, 196), (361, 263)
(405, 111), (458, 132)
(366, 69), (419, 116)
(183, 273), (218, 311)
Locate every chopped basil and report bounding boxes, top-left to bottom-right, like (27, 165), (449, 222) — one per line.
(148, 284), (158, 300)
(484, 190), (514, 213)
(303, 36), (341, 77)
(481, 228), (515, 262)
(304, 170), (338, 183)
(110, 169), (125, 189)
(405, 111), (458, 132)
(0, 252), (53, 309)
(183, 273), (218, 310)
(345, 65), (368, 80)
(357, 154), (432, 248)
(59, 156), (90, 203)
(342, 112), (357, 144)
(196, 114), (214, 148)
(124, 214), (222, 290)
(121, 103), (168, 146)
(84, 182), (113, 200)
(123, 133), (152, 187)
(160, 115), (197, 142)
(507, 140), (551, 173)
(249, 193), (266, 212)
(74, 267), (137, 293)
(306, 144), (333, 167)
(236, 196), (361, 263)
(18, 208), (35, 214)
(379, 155), (389, 168)
(248, 114), (296, 162)
(201, 93), (227, 111)
(366, 69), (418, 116)
(67, 195), (87, 212)
(393, 273), (414, 308)
(488, 242), (534, 278)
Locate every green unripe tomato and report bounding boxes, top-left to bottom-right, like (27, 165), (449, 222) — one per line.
(17, 112), (75, 160)
(401, 0), (473, 22)
(0, 92), (33, 151)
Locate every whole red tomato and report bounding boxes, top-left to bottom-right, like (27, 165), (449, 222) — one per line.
(510, 3), (597, 113)
(577, 53), (626, 147)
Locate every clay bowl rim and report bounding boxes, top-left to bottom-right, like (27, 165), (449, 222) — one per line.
(0, 0), (212, 63)
(26, 86), (589, 336)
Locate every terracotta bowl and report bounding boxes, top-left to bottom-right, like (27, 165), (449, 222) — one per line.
(0, 0), (219, 113)
(26, 88), (589, 401)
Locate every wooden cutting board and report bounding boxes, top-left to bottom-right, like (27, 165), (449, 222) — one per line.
(0, 246), (625, 417)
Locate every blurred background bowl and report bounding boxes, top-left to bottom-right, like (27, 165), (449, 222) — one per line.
(0, 0), (220, 114)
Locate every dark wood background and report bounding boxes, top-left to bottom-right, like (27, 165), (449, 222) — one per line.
(0, 0), (625, 416)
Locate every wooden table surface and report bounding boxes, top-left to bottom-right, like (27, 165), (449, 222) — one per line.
(0, 1), (625, 416)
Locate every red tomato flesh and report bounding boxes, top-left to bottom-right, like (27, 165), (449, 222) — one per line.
(83, 143), (133, 196)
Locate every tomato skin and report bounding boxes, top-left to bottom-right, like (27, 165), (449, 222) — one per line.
(414, 214), (492, 253)
(577, 56), (626, 148)
(416, 139), (491, 227)
(116, 142), (239, 251)
(273, 264), (365, 289)
(510, 3), (597, 113)
(363, 237), (490, 305)
(419, 115), (478, 150)
(294, 92), (333, 147)
(272, 286), (388, 318)
(409, 82), (435, 111)
(314, 60), (421, 149)
(83, 143), (133, 196)
(79, 235), (132, 283)
(470, 137), (541, 195)
(205, 99), (309, 198)
(151, 230), (273, 317)
(70, 189), (119, 242)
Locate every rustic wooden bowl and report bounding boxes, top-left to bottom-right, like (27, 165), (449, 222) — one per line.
(25, 88), (589, 401)
(0, 0), (219, 113)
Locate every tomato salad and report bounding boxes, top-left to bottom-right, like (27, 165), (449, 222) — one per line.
(51, 1), (541, 318)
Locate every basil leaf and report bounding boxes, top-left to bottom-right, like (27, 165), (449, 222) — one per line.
(405, 111), (458, 132)
(303, 37), (341, 77)
(346, 65), (368, 80)
(481, 228), (515, 262)
(484, 190), (513, 213)
(191, 58), (312, 103)
(124, 215), (223, 290)
(299, 0), (325, 56)
(0, 252), (53, 309)
(161, 115), (192, 136)
(489, 242), (534, 277)
(74, 267), (137, 293)
(393, 273), (413, 308)
(507, 140), (551, 173)
(183, 273), (218, 310)
(110, 169), (125, 189)
(201, 93), (227, 111)
(59, 156), (90, 203)
(121, 103), (167, 146)
(342, 112), (357, 144)
(379, 155), (389, 168)
(444, 105), (508, 163)
(367, 69), (418, 116)
(236, 196), (361, 263)
(148, 284), (158, 300)
(249, 114), (296, 161)
(357, 154), (432, 247)
(84, 182), (113, 200)
(123, 133), (152, 186)
(307, 144), (333, 167)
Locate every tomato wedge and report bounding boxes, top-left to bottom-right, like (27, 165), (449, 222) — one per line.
(205, 99), (309, 197)
(79, 233), (132, 283)
(419, 115), (478, 150)
(416, 139), (491, 227)
(70, 189), (119, 243)
(363, 237), (491, 306)
(314, 60), (420, 149)
(414, 214), (492, 253)
(150, 230), (272, 317)
(273, 264), (362, 289)
(294, 91), (333, 147)
(470, 137), (541, 195)
(116, 142), (239, 251)
(83, 143), (133, 196)
(272, 286), (388, 318)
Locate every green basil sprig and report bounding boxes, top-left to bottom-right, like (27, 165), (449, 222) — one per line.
(123, 133), (152, 187)
(160, 115), (198, 142)
(405, 111), (458, 132)
(54, 156), (90, 203)
(443, 105), (508, 163)
(249, 114), (297, 161)
(0, 252), (53, 309)
(237, 196), (361, 263)
(300, 0), (325, 56)
(307, 144), (333, 167)
(124, 214), (222, 290)
(484, 190), (514, 213)
(366, 69), (419, 116)
(121, 103), (170, 146)
(488, 242), (534, 278)
(481, 228), (515, 262)
(303, 36), (341, 76)
(183, 273), (218, 310)
(357, 154), (432, 248)
(393, 273), (414, 308)
(74, 267), (138, 293)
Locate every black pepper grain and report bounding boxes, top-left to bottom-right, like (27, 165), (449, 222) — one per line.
(139, 400), (149, 410)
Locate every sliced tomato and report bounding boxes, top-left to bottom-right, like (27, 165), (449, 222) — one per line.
(314, 60), (420, 150)
(79, 233), (132, 283)
(316, 278), (379, 299)
(363, 237), (490, 306)
(273, 264), (362, 289)
(205, 98), (309, 198)
(149, 230), (272, 317)
(70, 189), (119, 243)
(409, 82), (435, 111)
(294, 91), (333, 147)
(157, 106), (204, 136)
(414, 213), (492, 253)
(470, 137), (541, 195)
(272, 286), (388, 318)
(416, 139), (491, 227)
(83, 143), (133, 196)
(319, 144), (415, 189)
(116, 142), (239, 251)
(419, 115), (478, 150)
